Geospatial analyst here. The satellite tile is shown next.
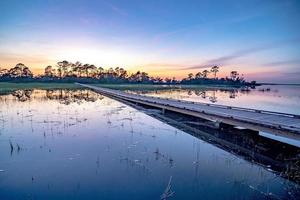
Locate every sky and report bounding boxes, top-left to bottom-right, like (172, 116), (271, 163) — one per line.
(0, 0), (300, 83)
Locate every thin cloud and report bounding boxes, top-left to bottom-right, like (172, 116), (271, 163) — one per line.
(152, 24), (201, 43)
(183, 38), (300, 70)
(263, 59), (300, 67)
(105, 2), (128, 17)
(151, 10), (263, 43)
(143, 63), (184, 68)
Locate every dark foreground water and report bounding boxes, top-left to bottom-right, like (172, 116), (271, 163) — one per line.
(0, 89), (299, 199)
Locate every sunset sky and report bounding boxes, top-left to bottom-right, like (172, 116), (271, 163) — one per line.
(0, 0), (300, 83)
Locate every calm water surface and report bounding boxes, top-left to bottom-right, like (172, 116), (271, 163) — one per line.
(127, 85), (300, 115)
(127, 85), (300, 147)
(0, 89), (299, 199)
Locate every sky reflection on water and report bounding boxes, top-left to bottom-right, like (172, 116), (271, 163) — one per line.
(127, 85), (300, 115)
(0, 89), (299, 199)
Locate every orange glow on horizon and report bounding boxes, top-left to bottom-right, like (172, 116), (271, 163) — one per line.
(0, 59), (260, 81)
(0, 52), (284, 82)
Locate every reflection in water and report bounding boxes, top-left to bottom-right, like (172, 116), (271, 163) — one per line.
(229, 90), (237, 99)
(143, 107), (300, 183)
(0, 89), (299, 200)
(45, 89), (104, 105)
(129, 87), (251, 103)
(127, 85), (300, 115)
(8, 89), (104, 105)
(208, 91), (217, 103)
(12, 90), (33, 102)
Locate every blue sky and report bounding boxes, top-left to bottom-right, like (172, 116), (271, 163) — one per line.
(0, 0), (300, 83)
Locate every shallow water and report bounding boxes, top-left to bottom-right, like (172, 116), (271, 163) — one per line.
(127, 85), (300, 115)
(126, 85), (300, 147)
(0, 89), (299, 199)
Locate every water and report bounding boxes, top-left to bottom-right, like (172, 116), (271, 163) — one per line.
(0, 89), (299, 199)
(127, 85), (300, 115)
(126, 85), (300, 147)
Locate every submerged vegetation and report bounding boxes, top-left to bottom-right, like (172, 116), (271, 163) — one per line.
(0, 61), (257, 86)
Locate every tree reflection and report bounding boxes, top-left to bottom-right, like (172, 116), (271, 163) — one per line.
(145, 105), (300, 183)
(194, 90), (206, 99)
(7, 89), (104, 104)
(5, 86), (274, 105)
(229, 90), (237, 98)
(46, 90), (103, 105)
(191, 90), (217, 103)
(208, 91), (217, 103)
(184, 88), (254, 102)
(46, 89), (104, 105)
(12, 90), (33, 102)
(200, 91), (206, 99)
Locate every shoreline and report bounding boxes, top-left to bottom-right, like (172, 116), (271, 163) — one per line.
(0, 82), (256, 93)
(259, 83), (300, 86)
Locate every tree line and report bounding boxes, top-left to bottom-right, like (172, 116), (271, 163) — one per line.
(0, 61), (256, 86)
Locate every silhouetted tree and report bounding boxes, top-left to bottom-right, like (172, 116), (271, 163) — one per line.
(0, 67), (7, 77)
(0, 60), (256, 86)
(211, 66), (219, 79)
(202, 70), (210, 78)
(118, 67), (127, 79)
(195, 72), (203, 79)
(171, 77), (178, 84)
(8, 63), (33, 78)
(164, 77), (172, 84)
(88, 64), (97, 78)
(230, 71), (239, 81)
(97, 67), (104, 78)
(152, 76), (163, 84)
(188, 73), (193, 80)
(44, 65), (55, 77)
(57, 60), (69, 78)
(73, 61), (83, 77)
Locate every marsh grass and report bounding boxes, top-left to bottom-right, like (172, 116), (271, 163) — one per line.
(0, 82), (81, 93)
(91, 83), (243, 91)
(0, 82), (243, 95)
